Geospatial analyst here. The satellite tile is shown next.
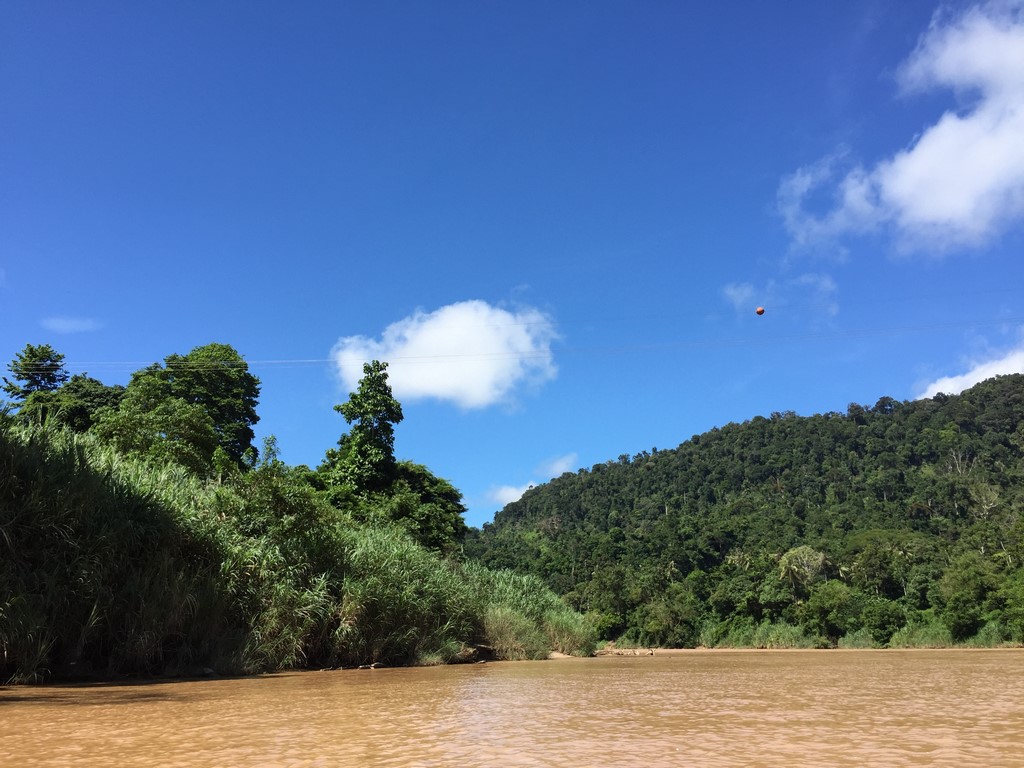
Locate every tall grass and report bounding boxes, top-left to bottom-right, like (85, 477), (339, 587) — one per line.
(1, 422), (591, 682)
(457, 561), (597, 658)
(887, 619), (953, 649)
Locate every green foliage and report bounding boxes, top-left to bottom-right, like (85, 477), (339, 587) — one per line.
(17, 374), (125, 432)
(838, 628), (877, 649)
(86, 343), (260, 476)
(0, 419), (583, 682)
(322, 360), (403, 494)
(997, 570), (1024, 642)
(91, 374), (220, 475)
(3, 343), (69, 401)
(363, 461), (469, 553)
(482, 606), (549, 660)
(472, 374), (1024, 648)
(750, 621), (816, 649)
(334, 527), (474, 666)
(937, 552), (999, 640)
(888, 616), (954, 648)
(802, 580), (862, 645)
(320, 364), (468, 553)
(859, 597), (907, 645)
(151, 343), (261, 465)
(543, 608), (597, 656)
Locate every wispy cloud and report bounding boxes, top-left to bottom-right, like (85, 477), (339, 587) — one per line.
(41, 316), (102, 334)
(780, 1), (1024, 253)
(539, 452), (579, 478)
(722, 282), (756, 312)
(485, 453), (579, 510)
(916, 343), (1024, 398)
(722, 273), (838, 316)
(331, 300), (558, 409)
(486, 483), (534, 507)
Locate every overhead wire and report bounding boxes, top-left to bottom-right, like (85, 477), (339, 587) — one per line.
(6, 310), (1023, 376)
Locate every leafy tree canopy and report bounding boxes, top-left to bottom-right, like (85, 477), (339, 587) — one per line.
(322, 360), (403, 494)
(3, 343), (69, 401)
(17, 374), (125, 431)
(148, 343), (260, 465)
(470, 374), (1024, 647)
(91, 374), (219, 475)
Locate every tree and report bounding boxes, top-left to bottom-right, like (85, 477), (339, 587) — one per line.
(375, 461), (469, 552)
(18, 374), (124, 431)
(778, 545), (827, 599)
(3, 343), (69, 401)
(322, 360), (403, 494)
(802, 580), (863, 645)
(153, 343), (260, 465)
(91, 374), (219, 475)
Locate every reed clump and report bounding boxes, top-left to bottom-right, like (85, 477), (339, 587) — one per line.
(0, 422), (590, 682)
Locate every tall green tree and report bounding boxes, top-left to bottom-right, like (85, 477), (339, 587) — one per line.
(18, 374), (124, 431)
(3, 343), (69, 402)
(377, 461), (469, 553)
(322, 360), (403, 494)
(91, 374), (219, 475)
(153, 343), (260, 465)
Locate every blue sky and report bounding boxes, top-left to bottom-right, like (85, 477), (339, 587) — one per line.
(3, 1), (1024, 528)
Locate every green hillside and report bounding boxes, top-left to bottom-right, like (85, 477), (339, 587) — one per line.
(1, 345), (593, 683)
(468, 375), (1024, 648)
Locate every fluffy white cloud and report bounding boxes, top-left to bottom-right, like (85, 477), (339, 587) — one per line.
(41, 316), (101, 333)
(916, 345), (1024, 398)
(780, 1), (1024, 251)
(331, 300), (558, 409)
(486, 483), (534, 507)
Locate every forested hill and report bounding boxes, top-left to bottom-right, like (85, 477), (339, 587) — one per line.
(467, 374), (1024, 648)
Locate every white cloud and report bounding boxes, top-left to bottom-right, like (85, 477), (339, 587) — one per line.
(916, 344), (1024, 398)
(780, 1), (1024, 252)
(41, 316), (101, 333)
(484, 453), (578, 511)
(331, 300), (558, 409)
(539, 452), (578, 478)
(487, 483), (533, 507)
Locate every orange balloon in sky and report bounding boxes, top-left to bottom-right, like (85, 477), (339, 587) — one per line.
(755, 306), (765, 315)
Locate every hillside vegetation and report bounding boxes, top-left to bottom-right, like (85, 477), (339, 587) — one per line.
(0, 344), (593, 683)
(469, 375), (1024, 649)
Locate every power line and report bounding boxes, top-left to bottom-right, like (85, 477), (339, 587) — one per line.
(5, 312), (1024, 375)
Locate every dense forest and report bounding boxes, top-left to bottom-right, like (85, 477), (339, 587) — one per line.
(5, 341), (1023, 684)
(0, 343), (593, 683)
(468, 375), (1024, 649)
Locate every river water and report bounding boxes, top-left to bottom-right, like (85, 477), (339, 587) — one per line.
(3, 649), (1023, 767)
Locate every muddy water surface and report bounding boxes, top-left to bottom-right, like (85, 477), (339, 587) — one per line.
(3, 650), (1023, 767)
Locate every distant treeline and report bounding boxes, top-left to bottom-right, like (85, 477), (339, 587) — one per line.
(468, 375), (1024, 649)
(0, 343), (594, 683)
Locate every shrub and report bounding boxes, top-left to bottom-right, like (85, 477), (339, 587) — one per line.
(838, 627), (876, 649)
(888, 618), (953, 648)
(751, 621), (816, 649)
(482, 606), (549, 660)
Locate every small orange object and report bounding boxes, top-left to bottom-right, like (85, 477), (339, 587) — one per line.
(755, 306), (765, 315)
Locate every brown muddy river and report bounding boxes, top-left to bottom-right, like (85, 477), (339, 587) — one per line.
(3, 649), (1023, 767)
